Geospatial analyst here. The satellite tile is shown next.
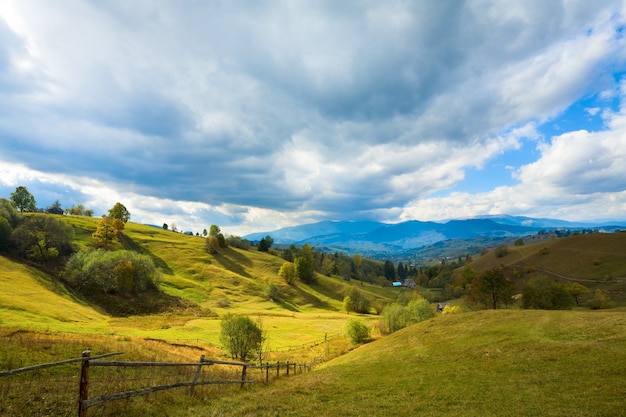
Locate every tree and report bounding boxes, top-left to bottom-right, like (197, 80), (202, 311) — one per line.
(209, 224), (226, 247)
(397, 262), (407, 280)
(278, 262), (296, 284)
(564, 282), (591, 306)
(0, 216), (11, 251)
(587, 289), (612, 310)
(266, 282), (281, 301)
(522, 276), (573, 310)
(343, 286), (370, 314)
(205, 235), (220, 254)
(258, 235), (274, 252)
(383, 260), (396, 281)
(10, 215), (74, 261)
(345, 318), (370, 345)
(0, 198), (21, 228)
(64, 249), (159, 294)
(108, 202), (130, 223)
(162, 223), (168, 230)
(353, 254), (363, 282)
(219, 314), (263, 363)
(92, 216), (124, 248)
(470, 268), (514, 309)
(10, 186), (36, 212)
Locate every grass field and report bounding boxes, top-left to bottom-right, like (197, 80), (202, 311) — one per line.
(2, 309), (623, 416)
(1, 216), (625, 416)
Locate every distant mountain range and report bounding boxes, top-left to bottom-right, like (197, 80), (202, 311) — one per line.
(244, 215), (625, 260)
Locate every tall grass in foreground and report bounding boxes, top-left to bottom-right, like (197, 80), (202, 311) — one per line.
(0, 327), (351, 416)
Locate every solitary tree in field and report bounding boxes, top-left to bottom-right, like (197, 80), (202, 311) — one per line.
(219, 314), (263, 363)
(10, 186), (37, 212)
(108, 202), (130, 223)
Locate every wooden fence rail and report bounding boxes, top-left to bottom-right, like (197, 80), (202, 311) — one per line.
(1, 349), (311, 416)
(77, 350), (310, 417)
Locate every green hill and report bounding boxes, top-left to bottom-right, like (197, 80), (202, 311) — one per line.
(0, 214), (397, 349)
(175, 309), (626, 416)
(2, 215), (626, 416)
(464, 232), (626, 303)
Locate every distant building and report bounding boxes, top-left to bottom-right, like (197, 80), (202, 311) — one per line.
(392, 281), (403, 287)
(46, 206), (64, 215)
(403, 279), (416, 289)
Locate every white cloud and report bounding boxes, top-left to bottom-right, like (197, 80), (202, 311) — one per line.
(1, 1), (625, 233)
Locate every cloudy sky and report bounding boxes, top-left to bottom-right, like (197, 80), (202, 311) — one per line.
(1, 1), (625, 236)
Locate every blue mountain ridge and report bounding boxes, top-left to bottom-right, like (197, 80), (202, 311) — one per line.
(244, 215), (625, 255)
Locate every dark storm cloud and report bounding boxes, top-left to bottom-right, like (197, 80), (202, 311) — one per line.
(1, 0), (625, 233)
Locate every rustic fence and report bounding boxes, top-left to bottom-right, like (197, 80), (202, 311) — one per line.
(1, 350), (311, 416)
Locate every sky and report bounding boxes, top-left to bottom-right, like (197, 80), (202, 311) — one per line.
(1, 1), (626, 236)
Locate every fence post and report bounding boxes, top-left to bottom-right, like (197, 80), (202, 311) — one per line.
(286, 361), (290, 376)
(189, 354), (205, 395)
(78, 350), (90, 417)
(276, 361), (280, 378)
(265, 362), (269, 384)
(240, 364), (248, 389)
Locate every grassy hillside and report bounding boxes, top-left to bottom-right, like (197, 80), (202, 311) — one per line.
(1, 215), (398, 350)
(465, 232), (626, 303)
(189, 309), (626, 417)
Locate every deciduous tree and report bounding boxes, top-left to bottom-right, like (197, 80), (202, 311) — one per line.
(108, 202), (130, 223)
(278, 262), (296, 284)
(92, 216), (124, 248)
(219, 314), (263, 363)
(470, 268), (514, 309)
(10, 186), (36, 212)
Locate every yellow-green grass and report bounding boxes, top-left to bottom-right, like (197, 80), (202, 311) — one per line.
(186, 309), (626, 417)
(0, 255), (106, 331)
(1, 215), (398, 353)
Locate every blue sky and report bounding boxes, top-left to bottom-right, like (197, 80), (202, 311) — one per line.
(1, 1), (625, 236)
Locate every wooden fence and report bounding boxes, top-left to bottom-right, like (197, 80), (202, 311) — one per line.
(1, 350), (311, 417)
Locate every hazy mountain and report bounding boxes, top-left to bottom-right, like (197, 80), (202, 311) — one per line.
(244, 216), (625, 258)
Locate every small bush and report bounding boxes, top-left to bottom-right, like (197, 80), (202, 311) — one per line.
(345, 318), (370, 344)
(266, 282), (281, 301)
(587, 289), (612, 310)
(442, 305), (463, 315)
(495, 245), (509, 258)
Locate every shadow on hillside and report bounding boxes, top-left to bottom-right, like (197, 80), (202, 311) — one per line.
(212, 247), (252, 278)
(290, 284), (336, 311)
(118, 233), (174, 275)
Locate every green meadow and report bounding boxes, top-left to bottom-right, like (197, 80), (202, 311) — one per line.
(1, 215), (625, 416)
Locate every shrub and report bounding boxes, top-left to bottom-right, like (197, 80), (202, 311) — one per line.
(345, 318), (370, 345)
(495, 245), (509, 258)
(266, 282), (281, 301)
(587, 289), (612, 310)
(522, 276), (573, 310)
(64, 249), (159, 294)
(442, 305), (463, 315)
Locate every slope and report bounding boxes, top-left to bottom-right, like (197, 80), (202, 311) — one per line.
(0, 255), (106, 331)
(0, 215), (398, 348)
(465, 232), (626, 302)
(191, 309), (626, 417)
